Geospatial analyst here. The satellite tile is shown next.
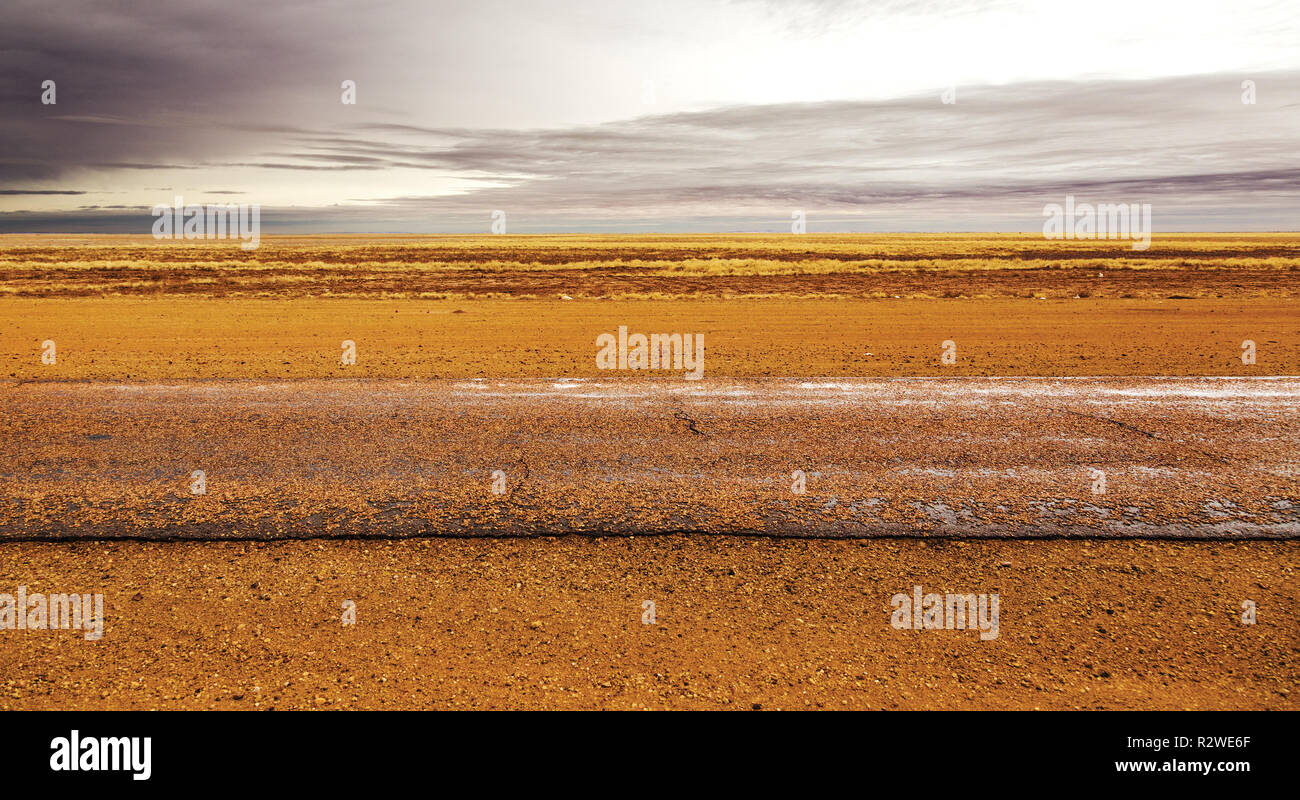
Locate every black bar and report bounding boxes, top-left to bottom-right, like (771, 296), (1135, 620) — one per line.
(10, 711), (1284, 788)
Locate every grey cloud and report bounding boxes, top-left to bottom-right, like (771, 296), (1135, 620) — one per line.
(0, 189), (87, 195)
(1, 0), (1297, 231)
(4, 71), (1299, 230)
(255, 73), (1300, 226)
(0, 0), (376, 181)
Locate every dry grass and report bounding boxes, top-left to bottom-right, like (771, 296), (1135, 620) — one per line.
(1, 233), (1297, 299)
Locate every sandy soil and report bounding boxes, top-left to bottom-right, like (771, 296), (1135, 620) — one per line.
(3, 297), (1296, 379)
(1, 536), (1294, 710)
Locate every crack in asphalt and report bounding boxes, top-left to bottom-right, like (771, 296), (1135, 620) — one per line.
(672, 410), (706, 436)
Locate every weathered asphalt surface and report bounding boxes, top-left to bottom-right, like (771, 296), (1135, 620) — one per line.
(2, 377), (1296, 540)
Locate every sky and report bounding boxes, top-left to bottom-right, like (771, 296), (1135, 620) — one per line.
(1, 0), (1297, 232)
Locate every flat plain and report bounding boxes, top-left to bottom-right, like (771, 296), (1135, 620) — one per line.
(1, 233), (1295, 709)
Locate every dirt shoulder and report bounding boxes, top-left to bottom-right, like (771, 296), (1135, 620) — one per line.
(1, 536), (1293, 710)
(4, 297), (1296, 379)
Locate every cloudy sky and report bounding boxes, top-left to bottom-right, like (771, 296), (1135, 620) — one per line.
(1, 0), (1297, 232)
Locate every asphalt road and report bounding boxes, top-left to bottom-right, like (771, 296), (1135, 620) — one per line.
(2, 377), (1297, 540)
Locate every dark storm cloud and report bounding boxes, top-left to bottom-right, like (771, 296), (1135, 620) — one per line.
(0, 189), (86, 195)
(0, 0), (359, 181)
